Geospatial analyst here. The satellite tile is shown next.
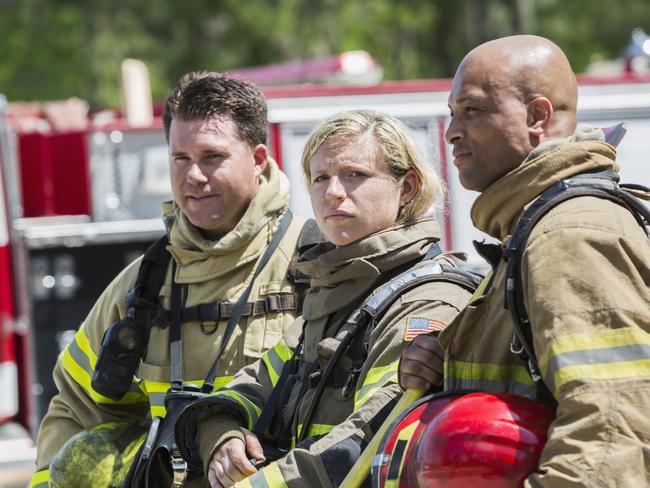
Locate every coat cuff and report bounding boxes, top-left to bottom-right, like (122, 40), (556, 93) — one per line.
(196, 414), (246, 475)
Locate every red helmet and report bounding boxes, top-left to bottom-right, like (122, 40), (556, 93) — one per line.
(373, 391), (554, 488)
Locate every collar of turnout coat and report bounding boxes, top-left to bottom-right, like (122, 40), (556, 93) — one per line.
(297, 218), (442, 320)
(160, 157), (290, 282)
(472, 125), (620, 241)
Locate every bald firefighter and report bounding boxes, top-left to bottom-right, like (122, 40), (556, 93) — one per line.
(400, 35), (650, 487)
(30, 72), (308, 487)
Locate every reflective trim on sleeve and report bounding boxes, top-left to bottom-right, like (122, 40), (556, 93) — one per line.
(208, 390), (262, 430)
(142, 376), (233, 417)
(295, 422), (335, 444)
(29, 469), (49, 488)
(262, 339), (294, 387)
(540, 328), (650, 395)
(62, 336), (146, 405)
(235, 461), (288, 488)
(354, 361), (398, 411)
(444, 360), (537, 399)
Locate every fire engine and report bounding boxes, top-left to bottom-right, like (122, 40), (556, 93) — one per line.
(1, 59), (650, 484)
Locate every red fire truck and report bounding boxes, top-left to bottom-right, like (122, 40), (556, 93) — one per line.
(1, 69), (650, 484)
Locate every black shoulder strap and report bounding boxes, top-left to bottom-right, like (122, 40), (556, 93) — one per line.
(503, 173), (650, 407)
(128, 234), (171, 330)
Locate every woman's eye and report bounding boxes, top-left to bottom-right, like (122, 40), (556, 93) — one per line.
(312, 175), (328, 184)
(350, 170), (367, 178)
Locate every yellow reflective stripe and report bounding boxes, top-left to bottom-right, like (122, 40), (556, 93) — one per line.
(552, 360), (650, 393)
(210, 390), (261, 430)
(61, 348), (145, 405)
(296, 422), (335, 441)
(261, 462), (288, 488)
(143, 376), (233, 417)
(29, 469), (49, 487)
(540, 328), (650, 368)
(540, 327), (650, 371)
(234, 477), (254, 488)
(354, 361), (398, 410)
(262, 339), (293, 386)
(234, 462), (287, 488)
(540, 328), (650, 394)
(444, 359), (537, 398)
(446, 359), (534, 384)
(74, 327), (97, 365)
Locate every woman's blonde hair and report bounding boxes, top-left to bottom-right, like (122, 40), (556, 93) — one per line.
(300, 109), (443, 223)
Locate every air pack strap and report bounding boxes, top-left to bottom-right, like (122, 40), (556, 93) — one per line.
(503, 172), (650, 407)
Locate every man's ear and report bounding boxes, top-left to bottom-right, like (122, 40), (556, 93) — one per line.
(527, 97), (553, 138)
(252, 144), (269, 179)
(399, 169), (418, 207)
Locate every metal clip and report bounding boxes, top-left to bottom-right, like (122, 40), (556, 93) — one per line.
(342, 367), (362, 399)
(170, 451), (188, 488)
(510, 332), (524, 355)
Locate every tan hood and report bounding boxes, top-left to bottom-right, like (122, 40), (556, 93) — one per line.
(298, 219), (441, 320)
(162, 158), (291, 283)
(471, 126), (619, 240)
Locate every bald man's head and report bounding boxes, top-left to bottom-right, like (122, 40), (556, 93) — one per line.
(446, 35), (578, 192)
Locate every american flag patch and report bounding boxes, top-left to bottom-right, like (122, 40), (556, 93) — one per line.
(404, 316), (446, 341)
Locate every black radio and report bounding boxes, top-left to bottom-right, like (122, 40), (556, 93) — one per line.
(91, 313), (150, 401)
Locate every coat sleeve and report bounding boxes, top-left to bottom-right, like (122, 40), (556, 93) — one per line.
(31, 259), (151, 486)
(177, 317), (305, 473)
(522, 198), (650, 488)
(236, 280), (472, 488)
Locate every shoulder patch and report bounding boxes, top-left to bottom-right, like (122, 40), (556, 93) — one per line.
(404, 316), (446, 341)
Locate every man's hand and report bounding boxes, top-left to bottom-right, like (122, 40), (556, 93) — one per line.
(399, 334), (445, 391)
(207, 428), (266, 488)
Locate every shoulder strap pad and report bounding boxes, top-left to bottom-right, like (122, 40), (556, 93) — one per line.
(361, 260), (481, 322)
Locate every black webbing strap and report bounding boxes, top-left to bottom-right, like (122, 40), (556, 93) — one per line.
(152, 294), (299, 328)
(201, 209), (294, 393)
(504, 174), (650, 407)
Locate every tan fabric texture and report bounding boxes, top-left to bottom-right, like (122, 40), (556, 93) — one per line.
(191, 219), (473, 488)
(439, 132), (650, 488)
(33, 159), (305, 487)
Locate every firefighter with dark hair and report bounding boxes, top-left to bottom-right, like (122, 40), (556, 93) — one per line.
(399, 35), (650, 487)
(174, 109), (478, 488)
(30, 72), (309, 487)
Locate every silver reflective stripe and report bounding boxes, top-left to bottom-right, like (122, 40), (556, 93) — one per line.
(67, 339), (92, 374)
(545, 343), (650, 393)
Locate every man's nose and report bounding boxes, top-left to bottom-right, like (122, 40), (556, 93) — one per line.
(187, 161), (208, 184)
(445, 117), (463, 145)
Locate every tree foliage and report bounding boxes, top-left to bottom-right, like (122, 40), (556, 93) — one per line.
(0, 0), (648, 107)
